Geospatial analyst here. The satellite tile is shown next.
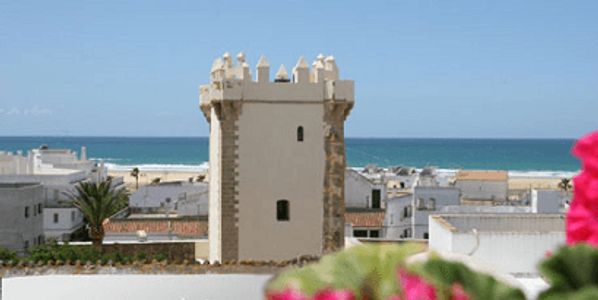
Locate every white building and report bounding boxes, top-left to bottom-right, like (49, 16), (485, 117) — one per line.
(386, 167), (418, 197)
(199, 52), (354, 262)
(454, 170), (508, 202)
(417, 167), (440, 187)
(439, 205), (531, 214)
(385, 186), (460, 239)
(384, 193), (413, 239)
(43, 206), (85, 241)
(345, 169), (386, 209)
(0, 146), (115, 242)
(531, 189), (570, 213)
(0, 182), (45, 254)
(429, 214), (565, 274)
(129, 181), (209, 216)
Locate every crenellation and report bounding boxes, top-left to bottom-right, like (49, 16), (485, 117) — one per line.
(202, 52), (354, 103)
(292, 57), (309, 83)
(274, 65), (289, 82)
(256, 55), (270, 83)
(324, 55), (339, 81)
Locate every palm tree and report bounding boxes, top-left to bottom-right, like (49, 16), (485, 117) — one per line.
(558, 178), (572, 192)
(130, 167), (140, 190)
(196, 174), (206, 182)
(67, 179), (128, 251)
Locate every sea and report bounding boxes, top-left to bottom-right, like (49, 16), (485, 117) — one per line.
(0, 136), (580, 178)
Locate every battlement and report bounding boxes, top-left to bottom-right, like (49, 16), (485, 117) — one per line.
(199, 52), (354, 111)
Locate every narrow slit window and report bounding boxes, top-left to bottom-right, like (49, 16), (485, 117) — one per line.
(297, 126), (304, 142)
(277, 199), (290, 221)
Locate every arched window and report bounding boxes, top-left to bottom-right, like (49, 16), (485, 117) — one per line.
(297, 126), (304, 142)
(277, 200), (290, 221)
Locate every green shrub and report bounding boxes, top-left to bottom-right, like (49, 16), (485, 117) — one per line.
(6, 244), (168, 266)
(134, 252), (148, 261)
(0, 247), (17, 261)
(153, 253), (167, 262)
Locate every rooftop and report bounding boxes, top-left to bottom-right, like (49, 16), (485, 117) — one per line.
(456, 170), (508, 181)
(104, 217), (208, 237)
(0, 182), (41, 188)
(345, 210), (385, 228)
(431, 214), (565, 233)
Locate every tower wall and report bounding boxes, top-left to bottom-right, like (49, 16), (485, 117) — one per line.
(200, 53), (353, 262)
(237, 102), (325, 260)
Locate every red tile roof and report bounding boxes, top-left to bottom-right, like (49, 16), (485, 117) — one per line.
(345, 211), (385, 228)
(104, 219), (208, 237)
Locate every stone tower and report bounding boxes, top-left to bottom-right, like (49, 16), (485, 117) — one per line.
(199, 52), (354, 262)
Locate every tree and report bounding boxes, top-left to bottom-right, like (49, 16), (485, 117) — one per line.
(66, 179), (128, 251)
(130, 167), (140, 190)
(196, 174), (206, 182)
(558, 178), (572, 192)
(151, 177), (161, 185)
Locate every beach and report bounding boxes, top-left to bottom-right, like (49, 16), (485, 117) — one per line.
(109, 169), (208, 190)
(109, 167), (567, 192)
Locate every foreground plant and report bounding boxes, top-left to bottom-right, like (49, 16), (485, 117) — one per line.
(266, 244), (524, 300)
(539, 131), (598, 299)
(66, 178), (128, 251)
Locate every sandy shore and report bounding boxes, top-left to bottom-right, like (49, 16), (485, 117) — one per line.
(508, 177), (562, 190)
(109, 170), (208, 191)
(109, 168), (566, 193)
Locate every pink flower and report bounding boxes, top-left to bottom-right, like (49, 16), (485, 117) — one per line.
(566, 199), (598, 246)
(573, 131), (598, 175)
(267, 288), (308, 300)
(314, 289), (355, 300)
(398, 268), (437, 300)
(573, 172), (598, 208)
(450, 284), (470, 300)
(565, 131), (598, 246)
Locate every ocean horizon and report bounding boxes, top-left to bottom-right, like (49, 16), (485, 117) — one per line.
(0, 136), (579, 176)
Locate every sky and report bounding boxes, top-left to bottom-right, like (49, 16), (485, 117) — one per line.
(0, 1), (597, 138)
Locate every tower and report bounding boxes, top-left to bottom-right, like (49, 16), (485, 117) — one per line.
(199, 52), (354, 262)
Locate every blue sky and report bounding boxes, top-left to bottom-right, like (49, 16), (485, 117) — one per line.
(0, 1), (596, 138)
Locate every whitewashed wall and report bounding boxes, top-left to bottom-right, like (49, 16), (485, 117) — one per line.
(2, 274), (271, 300)
(429, 216), (565, 274)
(345, 169), (385, 209)
(455, 180), (507, 201)
(43, 207), (84, 240)
(452, 232), (564, 274)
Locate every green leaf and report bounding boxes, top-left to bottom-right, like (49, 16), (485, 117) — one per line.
(266, 243), (424, 298)
(417, 258), (526, 300)
(539, 244), (598, 298)
(541, 286), (598, 300)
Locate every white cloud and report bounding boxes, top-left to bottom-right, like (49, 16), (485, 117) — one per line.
(0, 105), (53, 116)
(30, 106), (53, 116)
(6, 108), (20, 115)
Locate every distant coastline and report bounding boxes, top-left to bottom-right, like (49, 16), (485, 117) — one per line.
(0, 136), (579, 173)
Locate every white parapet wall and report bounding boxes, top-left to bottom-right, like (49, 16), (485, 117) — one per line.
(2, 274), (271, 300)
(429, 214), (565, 274)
